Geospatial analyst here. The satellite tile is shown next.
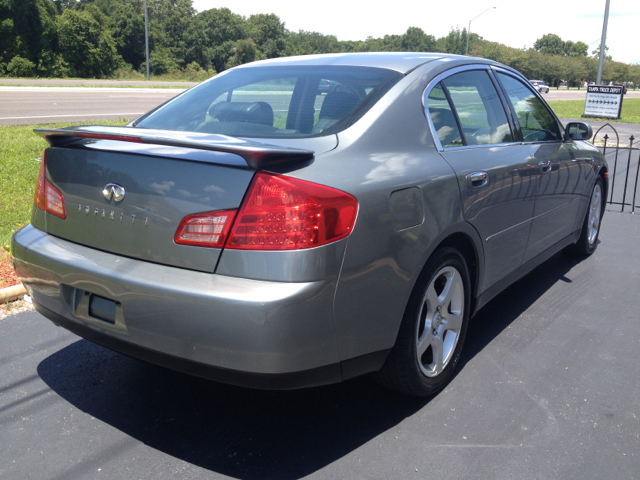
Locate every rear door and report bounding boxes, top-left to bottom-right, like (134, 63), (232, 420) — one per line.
(425, 67), (538, 290)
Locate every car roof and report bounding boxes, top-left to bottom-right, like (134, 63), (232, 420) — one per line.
(234, 52), (456, 74)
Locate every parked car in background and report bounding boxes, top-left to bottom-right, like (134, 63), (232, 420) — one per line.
(317, 79), (343, 94)
(529, 79), (550, 93)
(12, 53), (607, 397)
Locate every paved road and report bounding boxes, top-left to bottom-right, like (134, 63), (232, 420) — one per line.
(0, 88), (183, 126)
(0, 78), (197, 88)
(1, 212), (639, 480)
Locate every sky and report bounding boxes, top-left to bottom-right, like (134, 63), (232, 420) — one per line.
(191, 0), (639, 65)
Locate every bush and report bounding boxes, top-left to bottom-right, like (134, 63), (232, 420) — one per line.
(6, 56), (36, 77)
(145, 47), (180, 75)
(112, 64), (145, 80)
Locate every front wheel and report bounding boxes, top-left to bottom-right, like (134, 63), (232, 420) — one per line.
(569, 177), (603, 256)
(374, 248), (471, 397)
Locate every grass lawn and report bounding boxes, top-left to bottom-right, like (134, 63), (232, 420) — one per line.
(0, 120), (129, 250)
(547, 98), (640, 124)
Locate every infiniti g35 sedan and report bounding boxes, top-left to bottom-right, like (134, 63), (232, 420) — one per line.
(12, 53), (607, 397)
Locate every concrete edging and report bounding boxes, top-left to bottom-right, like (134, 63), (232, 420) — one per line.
(1, 284), (26, 303)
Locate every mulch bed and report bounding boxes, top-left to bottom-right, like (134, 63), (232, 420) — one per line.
(0, 253), (20, 289)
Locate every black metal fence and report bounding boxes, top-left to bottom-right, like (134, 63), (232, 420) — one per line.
(593, 124), (639, 213)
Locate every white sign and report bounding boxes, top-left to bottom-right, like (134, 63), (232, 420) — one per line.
(583, 85), (624, 119)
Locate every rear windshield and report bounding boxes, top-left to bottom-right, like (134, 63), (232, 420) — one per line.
(134, 66), (402, 138)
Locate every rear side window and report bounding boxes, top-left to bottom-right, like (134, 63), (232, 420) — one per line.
(135, 66), (402, 138)
(426, 83), (463, 148)
(427, 70), (513, 148)
(496, 73), (560, 142)
(441, 70), (512, 146)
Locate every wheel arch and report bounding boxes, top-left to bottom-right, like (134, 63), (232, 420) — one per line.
(408, 222), (484, 323)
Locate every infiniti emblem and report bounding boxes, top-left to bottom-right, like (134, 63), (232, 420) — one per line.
(103, 183), (125, 202)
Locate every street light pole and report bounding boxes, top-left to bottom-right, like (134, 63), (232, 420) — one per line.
(596, 0), (610, 85)
(465, 7), (496, 56)
(144, 0), (150, 81)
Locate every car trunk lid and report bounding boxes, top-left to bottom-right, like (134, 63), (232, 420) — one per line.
(37, 127), (331, 273)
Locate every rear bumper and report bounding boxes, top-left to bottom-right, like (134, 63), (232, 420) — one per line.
(12, 225), (388, 389)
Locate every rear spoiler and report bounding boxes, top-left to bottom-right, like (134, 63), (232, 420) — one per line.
(34, 126), (315, 170)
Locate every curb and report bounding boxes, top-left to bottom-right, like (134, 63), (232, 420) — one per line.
(1, 283), (27, 303)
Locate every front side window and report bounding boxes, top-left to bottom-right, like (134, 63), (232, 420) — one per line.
(497, 72), (560, 142)
(135, 66), (402, 138)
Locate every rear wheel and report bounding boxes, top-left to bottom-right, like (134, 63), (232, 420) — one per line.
(569, 177), (603, 256)
(374, 248), (470, 397)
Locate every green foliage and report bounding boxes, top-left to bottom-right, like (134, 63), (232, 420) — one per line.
(225, 38), (259, 69)
(247, 13), (286, 59)
(435, 28), (469, 55)
(58, 8), (122, 77)
(285, 30), (342, 55)
(534, 33), (565, 55)
(6, 56), (36, 77)
(186, 7), (246, 72)
(0, 1), (637, 84)
(401, 27), (436, 52)
(146, 46), (180, 74)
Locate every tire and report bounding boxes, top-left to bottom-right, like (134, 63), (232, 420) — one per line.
(374, 247), (471, 397)
(569, 177), (603, 256)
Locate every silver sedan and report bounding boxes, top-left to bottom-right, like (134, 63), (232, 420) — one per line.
(12, 53), (606, 397)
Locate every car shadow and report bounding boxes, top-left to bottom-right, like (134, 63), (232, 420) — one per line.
(37, 340), (427, 479)
(458, 249), (584, 371)
(37, 250), (585, 479)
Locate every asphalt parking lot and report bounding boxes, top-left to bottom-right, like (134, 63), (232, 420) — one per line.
(1, 210), (639, 480)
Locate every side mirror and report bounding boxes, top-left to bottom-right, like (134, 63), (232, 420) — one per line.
(564, 122), (593, 142)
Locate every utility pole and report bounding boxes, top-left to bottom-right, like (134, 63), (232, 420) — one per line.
(144, 0), (150, 81)
(596, 0), (610, 85)
(466, 7), (496, 56)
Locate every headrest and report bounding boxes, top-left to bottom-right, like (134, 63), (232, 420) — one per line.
(319, 92), (360, 120)
(208, 101), (274, 126)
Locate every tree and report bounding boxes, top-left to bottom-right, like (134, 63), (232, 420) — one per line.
(149, 0), (194, 68)
(533, 34), (565, 55)
(185, 8), (246, 72)
(285, 30), (342, 56)
(401, 27), (435, 52)
(225, 38), (258, 68)
(0, 0), (61, 75)
(435, 28), (468, 55)
(247, 13), (286, 59)
(591, 45), (612, 61)
(565, 40), (588, 57)
(57, 8), (122, 77)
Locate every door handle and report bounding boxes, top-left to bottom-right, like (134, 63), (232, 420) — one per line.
(539, 160), (552, 173)
(466, 172), (488, 189)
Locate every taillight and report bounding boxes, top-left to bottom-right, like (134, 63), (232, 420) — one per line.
(227, 172), (357, 250)
(174, 172), (358, 250)
(34, 151), (66, 219)
(174, 210), (236, 248)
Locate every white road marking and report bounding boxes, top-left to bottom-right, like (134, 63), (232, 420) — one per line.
(0, 113), (143, 120)
(107, 95), (172, 98)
